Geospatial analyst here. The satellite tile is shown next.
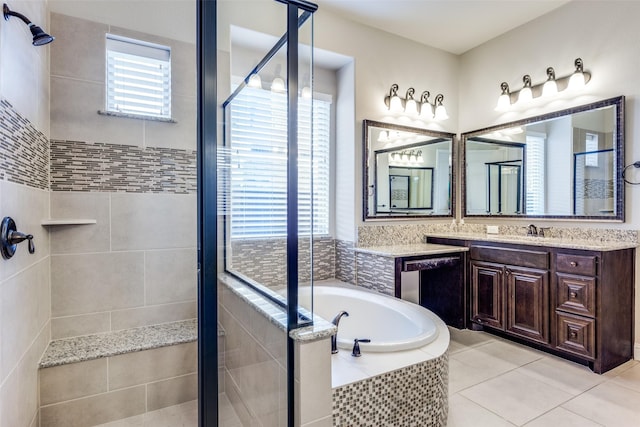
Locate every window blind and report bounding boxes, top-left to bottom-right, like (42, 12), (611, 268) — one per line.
(227, 86), (331, 238)
(525, 135), (545, 214)
(106, 34), (171, 119)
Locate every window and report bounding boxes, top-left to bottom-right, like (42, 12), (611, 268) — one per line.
(526, 134), (546, 214)
(106, 34), (171, 119)
(227, 85), (331, 238)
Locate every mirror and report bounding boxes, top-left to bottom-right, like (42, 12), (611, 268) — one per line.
(363, 120), (455, 219)
(462, 96), (624, 220)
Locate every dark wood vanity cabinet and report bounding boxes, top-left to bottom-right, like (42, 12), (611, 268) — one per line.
(429, 236), (635, 374)
(470, 246), (550, 345)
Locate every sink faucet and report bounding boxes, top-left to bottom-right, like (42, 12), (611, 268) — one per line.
(527, 224), (538, 236)
(330, 311), (349, 354)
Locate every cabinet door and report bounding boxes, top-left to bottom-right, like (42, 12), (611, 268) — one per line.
(470, 261), (504, 329)
(505, 266), (549, 344)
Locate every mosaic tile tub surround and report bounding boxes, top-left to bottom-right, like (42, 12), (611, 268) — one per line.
(332, 352), (448, 427)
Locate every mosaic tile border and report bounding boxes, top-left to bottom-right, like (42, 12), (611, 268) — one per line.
(358, 223), (639, 247)
(50, 139), (196, 193)
(335, 240), (355, 284)
(355, 252), (395, 296)
(332, 352), (448, 427)
(0, 98), (49, 190)
(229, 237), (335, 288)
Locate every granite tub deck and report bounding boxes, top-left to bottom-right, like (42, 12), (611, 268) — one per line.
(38, 319), (198, 427)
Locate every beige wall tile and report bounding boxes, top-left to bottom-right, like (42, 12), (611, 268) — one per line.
(249, 303), (287, 365)
(220, 305), (271, 371)
(49, 192), (111, 254)
(145, 94), (196, 150)
(302, 416), (333, 427)
(40, 359), (108, 405)
(51, 252), (144, 317)
(0, 181), (50, 282)
(145, 248), (196, 305)
(111, 301), (196, 331)
(50, 76), (144, 145)
(50, 13), (106, 82)
(40, 385), (145, 427)
(0, 258), (50, 381)
(110, 193), (196, 251)
(225, 369), (258, 426)
(227, 360), (281, 421)
(108, 342), (196, 390)
(51, 312), (111, 340)
(147, 373), (197, 411)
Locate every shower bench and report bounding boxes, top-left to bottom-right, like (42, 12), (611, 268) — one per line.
(38, 319), (198, 426)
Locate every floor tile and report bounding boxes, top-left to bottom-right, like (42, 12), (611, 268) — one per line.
(610, 362), (640, 393)
(460, 370), (573, 426)
(523, 407), (603, 427)
(447, 393), (516, 427)
(94, 400), (201, 427)
(562, 381), (640, 427)
(448, 327), (496, 349)
(517, 355), (606, 395)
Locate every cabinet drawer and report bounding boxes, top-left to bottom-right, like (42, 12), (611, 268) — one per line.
(470, 246), (548, 269)
(556, 312), (595, 359)
(556, 253), (597, 276)
(556, 273), (596, 317)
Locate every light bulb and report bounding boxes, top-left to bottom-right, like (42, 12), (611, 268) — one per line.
(248, 73), (262, 88)
(389, 95), (403, 113)
(434, 104), (448, 121)
(377, 131), (389, 142)
(420, 102), (433, 118)
(301, 86), (312, 98)
(568, 72), (585, 90)
(517, 87), (532, 104)
(541, 67), (557, 97)
(495, 93), (511, 111)
(405, 99), (418, 116)
(271, 77), (285, 93)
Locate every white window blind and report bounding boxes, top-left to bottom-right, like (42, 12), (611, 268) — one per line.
(525, 134), (546, 214)
(227, 85), (331, 239)
(106, 34), (171, 119)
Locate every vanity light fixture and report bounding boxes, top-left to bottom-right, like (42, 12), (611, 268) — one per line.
(495, 58), (591, 110)
(3, 3), (54, 46)
(384, 84), (448, 120)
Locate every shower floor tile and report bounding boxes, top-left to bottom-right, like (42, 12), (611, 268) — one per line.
(92, 394), (241, 427)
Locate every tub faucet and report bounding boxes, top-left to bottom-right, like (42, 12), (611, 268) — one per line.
(351, 338), (371, 357)
(527, 224), (538, 236)
(330, 311), (349, 354)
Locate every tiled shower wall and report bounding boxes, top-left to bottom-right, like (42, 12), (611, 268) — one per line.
(48, 13), (197, 339)
(0, 0), (51, 425)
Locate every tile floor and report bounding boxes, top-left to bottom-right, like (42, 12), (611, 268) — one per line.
(95, 328), (640, 426)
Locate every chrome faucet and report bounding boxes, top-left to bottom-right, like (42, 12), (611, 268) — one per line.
(527, 224), (538, 236)
(330, 311), (349, 354)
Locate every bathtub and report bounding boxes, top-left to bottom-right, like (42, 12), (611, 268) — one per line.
(298, 282), (441, 352)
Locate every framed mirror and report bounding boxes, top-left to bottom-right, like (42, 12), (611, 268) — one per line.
(363, 120), (455, 219)
(462, 96), (624, 220)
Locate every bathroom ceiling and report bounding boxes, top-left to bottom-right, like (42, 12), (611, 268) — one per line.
(314, 0), (570, 55)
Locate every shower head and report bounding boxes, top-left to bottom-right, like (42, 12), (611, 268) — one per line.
(3, 3), (54, 46)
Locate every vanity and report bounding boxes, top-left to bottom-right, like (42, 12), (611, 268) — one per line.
(428, 234), (635, 374)
(354, 244), (468, 328)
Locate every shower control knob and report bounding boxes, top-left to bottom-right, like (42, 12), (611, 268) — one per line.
(1, 217), (35, 259)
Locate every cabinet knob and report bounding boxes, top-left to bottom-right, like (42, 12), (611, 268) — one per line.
(570, 261), (578, 267)
(569, 291), (578, 299)
(570, 331), (578, 339)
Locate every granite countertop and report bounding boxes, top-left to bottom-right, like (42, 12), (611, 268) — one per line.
(39, 319), (197, 368)
(354, 243), (469, 258)
(427, 232), (638, 251)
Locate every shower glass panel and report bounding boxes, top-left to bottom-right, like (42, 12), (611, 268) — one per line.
(574, 149), (614, 215)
